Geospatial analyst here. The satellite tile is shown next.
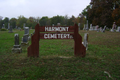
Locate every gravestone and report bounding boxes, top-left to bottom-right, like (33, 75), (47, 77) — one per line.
(12, 34), (22, 53)
(92, 26), (95, 30)
(100, 27), (102, 32)
(0, 16), (3, 21)
(106, 27), (109, 30)
(15, 26), (18, 29)
(31, 33), (33, 38)
(21, 27), (30, 47)
(22, 35), (29, 42)
(78, 23), (80, 31)
(89, 24), (93, 31)
(57, 23), (60, 26)
(23, 23), (25, 29)
(2, 24), (5, 29)
(111, 22), (116, 32)
(94, 26), (97, 31)
(101, 26), (106, 32)
(18, 27), (21, 30)
(116, 26), (120, 32)
(82, 33), (89, 50)
(52, 24), (54, 26)
(8, 23), (10, 30)
(24, 27), (29, 35)
(8, 25), (13, 33)
(83, 24), (85, 30)
(86, 20), (89, 31)
(94, 25), (99, 31)
(33, 30), (35, 34)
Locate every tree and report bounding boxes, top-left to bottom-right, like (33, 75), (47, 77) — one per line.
(3, 17), (9, 28)
(51, 15), (64, 26)
(36, 17), (40, 24)
(82, 5), (91, 20)
(112, 8), (120, 25)
(67, 15), (75, 26)
(26, 17), (38, 29)
(16, 15), (27, 28)
(86, 0), (115, 27)
(0, 16), (3, 28)
(39, 16), (51, 26)
(63, 15), (69, 26)
(77, 14), (86, 29)
(112, 0), (120, 25)
(0, 16), (3, 21)
(0, 20), (3, 29)
(9, 18), (17, 28)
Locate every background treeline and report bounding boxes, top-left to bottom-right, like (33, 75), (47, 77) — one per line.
(82, 0), (120, 27)
(0, 15), (86, 29)
(0, 0), (120, 29)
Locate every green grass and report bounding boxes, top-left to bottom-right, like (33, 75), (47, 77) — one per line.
(0, 29), (120, 80)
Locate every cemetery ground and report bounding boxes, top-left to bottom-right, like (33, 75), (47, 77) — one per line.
(0, 29), (120, 80)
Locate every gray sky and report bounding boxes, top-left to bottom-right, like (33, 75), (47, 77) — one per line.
(0, 0), (90, 19)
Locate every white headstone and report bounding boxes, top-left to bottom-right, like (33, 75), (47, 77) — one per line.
(8, 23), (10, 30)
(52, 24), (54, 26)
(24, 27), (29, 35)
(23, 23), (26, 29)
(111, 22), (116, 32)
(116, 27), (120, 32)
(102, 26), (106, 32)
(82, 33), (89, 50)
(2, 24), (5, 29)
(78, 23), (80, 31)
(89, 24), (93, 31)
(57, 23), (60, 26)
(95, 25), (99, 31)
(100, 27), (102, 32)
(21, 27), (30, 44)
(86, 20), (89, 30)
(83, 24), (86, 30)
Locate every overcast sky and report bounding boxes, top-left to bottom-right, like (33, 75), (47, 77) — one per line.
(0, 0), (91, 19)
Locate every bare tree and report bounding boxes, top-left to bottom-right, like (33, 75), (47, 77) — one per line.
(0, 16), (3, 21)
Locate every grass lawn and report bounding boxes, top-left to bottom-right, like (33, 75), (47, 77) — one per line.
(0, 29), (120, 80)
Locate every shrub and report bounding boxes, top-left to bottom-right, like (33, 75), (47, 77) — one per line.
(106, 29), (110, 31)
(0, 28), (7, 31)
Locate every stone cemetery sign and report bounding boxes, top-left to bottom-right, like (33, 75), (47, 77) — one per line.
(28, 24), (86, 57)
